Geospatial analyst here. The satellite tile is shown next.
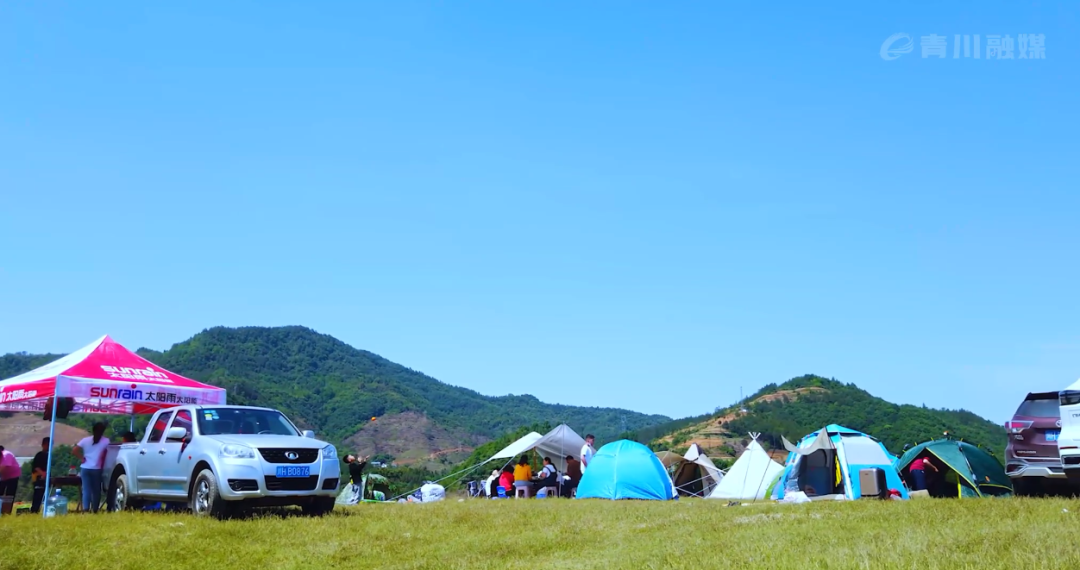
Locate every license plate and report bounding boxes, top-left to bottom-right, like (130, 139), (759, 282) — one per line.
(1046, 431), (1059, 442)
(275, 466), (310, 478)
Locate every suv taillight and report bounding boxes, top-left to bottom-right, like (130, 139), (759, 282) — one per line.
(1005, 420), (1033, 434)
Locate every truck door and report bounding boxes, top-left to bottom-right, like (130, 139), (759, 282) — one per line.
(156, 409), (195, 498)
(135, 410), (173, 494)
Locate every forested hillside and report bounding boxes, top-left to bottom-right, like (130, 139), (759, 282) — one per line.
(1, 326), (669, 464)
(651, 375), (1007, 458)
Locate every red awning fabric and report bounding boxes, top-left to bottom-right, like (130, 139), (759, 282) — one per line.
(0, 335), (226, 415)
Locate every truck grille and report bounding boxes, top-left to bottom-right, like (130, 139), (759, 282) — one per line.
(265, 475), (320, 491)
(258, 448), (319, 464)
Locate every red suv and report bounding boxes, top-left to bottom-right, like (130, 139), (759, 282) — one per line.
(1005, 391), (1066, 495)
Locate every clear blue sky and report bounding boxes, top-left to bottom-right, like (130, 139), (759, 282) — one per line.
(2, 2), (1077, 424)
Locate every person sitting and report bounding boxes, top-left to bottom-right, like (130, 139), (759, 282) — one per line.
(512, 456), (533, 495)
(498, 466), (515, 497)
(531, 457), (559, 495)
(121, 431), (138, 443)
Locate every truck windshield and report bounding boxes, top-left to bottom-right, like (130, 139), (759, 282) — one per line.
(196, 408), (299, 436)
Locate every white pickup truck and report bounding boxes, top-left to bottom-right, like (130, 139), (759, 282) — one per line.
(104, 405), (340, 518)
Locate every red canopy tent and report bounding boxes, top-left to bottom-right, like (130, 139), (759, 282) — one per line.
(0, 335), (226, 515)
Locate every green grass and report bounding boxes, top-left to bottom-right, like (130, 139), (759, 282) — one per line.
(4, 498), (1079, 569)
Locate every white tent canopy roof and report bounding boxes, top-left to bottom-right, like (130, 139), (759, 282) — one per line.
(490, 432), (544, 461)
(707, 437), (784, 500)
(486, 424), (586, 472)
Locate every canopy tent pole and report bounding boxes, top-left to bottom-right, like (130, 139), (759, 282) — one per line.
(389, 460), (491, 502)
(750, 442), (777, 504)
(41, 394), (59, 519)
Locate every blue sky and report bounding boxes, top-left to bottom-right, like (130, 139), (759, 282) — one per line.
(2, 2), (1077, 424)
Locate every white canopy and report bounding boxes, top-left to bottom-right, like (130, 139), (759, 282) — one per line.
(707, 438), (784, 500)
(486, 424), (586, 472)
(489, 431), (544, 461)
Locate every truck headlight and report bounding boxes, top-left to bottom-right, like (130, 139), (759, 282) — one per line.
(322, 444), (337, 460)
(220, 444), (256, 459)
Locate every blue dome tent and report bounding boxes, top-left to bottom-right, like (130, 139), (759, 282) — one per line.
(771, 424), (908, 501)
(576, 440), (675, 500)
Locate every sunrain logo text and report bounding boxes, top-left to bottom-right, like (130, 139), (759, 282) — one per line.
(880, 33), (1046, 61)
(88, 385), (199, 404)
(90, 386), (144, 400)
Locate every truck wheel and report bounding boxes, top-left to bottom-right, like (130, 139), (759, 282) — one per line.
(302, 497), (336, 517)
(109, 473), (143, 512)
(190, 469), (231, 519)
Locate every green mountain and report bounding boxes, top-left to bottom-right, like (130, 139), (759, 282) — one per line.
(648, 374), (1007, 459)
(1, 326), (669, 467)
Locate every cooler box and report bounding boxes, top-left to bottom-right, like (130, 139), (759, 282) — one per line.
(858, 468), (887, 499)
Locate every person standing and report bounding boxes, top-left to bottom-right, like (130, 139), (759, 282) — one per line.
(0, 445), (21, 498)
(908, 456), (938, 492)
(562, 455), (582, 497)
(31, 438), (50, 513)
(339, 454), (369, 505)
(73, 422), (109, 513)
(346, 454), (369, 486)
(580, 434), (596, 473)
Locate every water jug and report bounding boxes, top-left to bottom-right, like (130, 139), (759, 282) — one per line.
(45, 490), (68, 518)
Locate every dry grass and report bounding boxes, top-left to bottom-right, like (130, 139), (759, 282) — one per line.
(3, 497), (1079, 569)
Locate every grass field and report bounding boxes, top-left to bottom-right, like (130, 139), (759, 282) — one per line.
(4, 497), (1079, 569)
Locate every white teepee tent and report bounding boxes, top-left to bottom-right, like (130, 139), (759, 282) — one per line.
(707, 434), (784, 500)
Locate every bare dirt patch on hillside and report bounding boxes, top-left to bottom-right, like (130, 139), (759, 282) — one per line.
(0, 413), (90, 457)
(342, 411), (483, 468)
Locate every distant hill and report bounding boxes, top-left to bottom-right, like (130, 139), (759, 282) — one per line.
(0, 326), (670, 467)
(646, 374), (1007, 460)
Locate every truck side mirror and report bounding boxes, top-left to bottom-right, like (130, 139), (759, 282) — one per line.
(166, 427), (188, 441)
(302, 430), (315, 439)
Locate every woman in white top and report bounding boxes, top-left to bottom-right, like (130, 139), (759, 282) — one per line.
(73, 422), (110, 513)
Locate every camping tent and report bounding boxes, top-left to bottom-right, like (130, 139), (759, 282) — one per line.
(486, 424), (586, 472)
(0, 335), (227, 515)
(576, 440), (675, 500)
(707, 435), (784, 500)
(896, 440), (1012, 498)
(771, 424), (908, 501)
(657, 443), (724, 497)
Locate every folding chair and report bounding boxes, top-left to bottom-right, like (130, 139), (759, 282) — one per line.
(495, 486), (508, 499)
